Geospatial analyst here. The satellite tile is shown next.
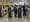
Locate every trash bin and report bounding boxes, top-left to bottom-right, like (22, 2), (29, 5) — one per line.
(8, 7), (11, 18)
(18, 8), (22, 18)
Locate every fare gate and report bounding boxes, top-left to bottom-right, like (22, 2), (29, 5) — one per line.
(0, 7), (2, 17)
(27, 8), (30, 17)
(8, 7), (11, 18)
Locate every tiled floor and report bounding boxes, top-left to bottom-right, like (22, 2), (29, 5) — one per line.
(8, 17), (30, 22)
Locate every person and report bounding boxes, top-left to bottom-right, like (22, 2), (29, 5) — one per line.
(23, 4), (28, 17)
(14, 4), (17, 17)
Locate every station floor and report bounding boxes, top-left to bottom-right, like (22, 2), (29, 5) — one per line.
(0, 13), (30, 22)
(0, 14), (8, 22)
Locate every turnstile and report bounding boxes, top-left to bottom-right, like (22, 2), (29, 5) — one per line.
(0, 7), (2, 17)
(14, 7), (17, 17)
(8, 7), (11, 18)
(27, 8), (30, 17)
(18, 8), (22, 18)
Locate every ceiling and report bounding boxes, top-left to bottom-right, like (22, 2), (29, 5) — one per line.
(0, 0), (25, 5)
(0, 0), (25, 3)
(6, 0), (24, 3)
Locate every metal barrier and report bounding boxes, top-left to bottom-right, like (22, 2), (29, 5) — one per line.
(8, 7), (11, 18)
(0, 7), (2, 17)
(18, 8), (22, 18)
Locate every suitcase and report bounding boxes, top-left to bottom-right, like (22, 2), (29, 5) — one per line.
(8, 7), (11, 18)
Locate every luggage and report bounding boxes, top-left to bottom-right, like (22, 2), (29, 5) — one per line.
(8, 7), (11, 18)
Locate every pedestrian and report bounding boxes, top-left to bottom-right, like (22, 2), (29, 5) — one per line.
(14, 4), (17, 17)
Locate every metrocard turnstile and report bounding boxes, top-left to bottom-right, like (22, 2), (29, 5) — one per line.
(14, 7), (17, 17)
(8, 7), (11, 18)
(18, 8), (22, 18)
(27, 8), (30, 17)
(0, 7), (2, 17)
